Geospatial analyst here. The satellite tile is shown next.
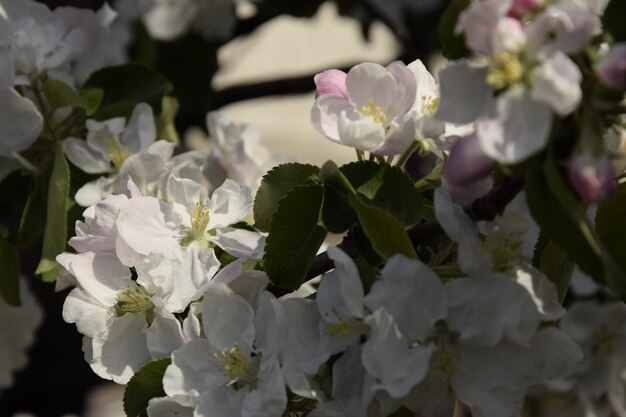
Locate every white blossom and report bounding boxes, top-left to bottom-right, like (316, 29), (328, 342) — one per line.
(311, 60), (443, 156)
(163, 281), (287, 417)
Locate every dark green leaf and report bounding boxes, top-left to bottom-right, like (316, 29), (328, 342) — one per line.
(353, 226), (384, 267)
(18, 181), (46, 248)
(79, 88), (104, 116)
(253, 163), (320, 232)
(349, 195), (417, 260)
(538, 240), (575, 301)
(85, 62), (171, 116)
(323, 161), (424, 227)
(0, 234), (20, 306)
(321, 185), (356, 233)
(263, 185), (327, 289)
(36, 142), (70, 282)
(603, 0), (626, 42)
(526, 161), (626, 298)
(526, 163), (603, 276)
(123, 357), (171, 417)
(438, 0), (471, 59)
(43, 78), (86, 111)
(596, 183), (626, 295)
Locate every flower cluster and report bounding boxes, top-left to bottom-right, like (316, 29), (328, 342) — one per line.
(3, 0), (626, 416)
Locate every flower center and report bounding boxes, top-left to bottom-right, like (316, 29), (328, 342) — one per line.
(428, 321), (460, 377)
(115, 285), (154, 317)
(187, 200), (210, 241)
(214, 344), (260, 390)
(420, 96), (440, 115)
(325, 309), (367, 340)
(592, 326), (616, 355)
(106, 139), (132, 171)
(486, 52), (525, 89)
(483, 233), (524, 272)
(361, 97), (389, 126)
(326, 318), (353, 339)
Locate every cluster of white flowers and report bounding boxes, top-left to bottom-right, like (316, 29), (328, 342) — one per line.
(4, 0), (623, 415)
(0, 0), (120, 182)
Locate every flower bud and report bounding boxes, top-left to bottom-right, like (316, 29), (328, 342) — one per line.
(568, 152), (615, 204)
(444, 134), (496, 187)
(508, 0), (544, 19)
(314, 69), (348, 99)
(595, 43), (626, 91)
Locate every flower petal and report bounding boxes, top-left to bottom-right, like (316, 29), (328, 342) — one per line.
(476, 87), (552, 164)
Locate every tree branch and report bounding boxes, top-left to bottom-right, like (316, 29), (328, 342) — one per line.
(209, 60), (397, 109)
(303, 175), (526, 281)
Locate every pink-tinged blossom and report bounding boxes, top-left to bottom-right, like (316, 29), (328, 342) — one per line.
(508, 0), (544, 19)
(443, 134), (496, 187)
(438, 0), (596, 164)
(568, 152), (615, 204)
(311, 60), (442, 156)
(595, 43), (626, 91)
(314, 69), (348, 99)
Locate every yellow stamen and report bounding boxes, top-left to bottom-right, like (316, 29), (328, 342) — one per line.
(214, 344), (259, 389)
(115, 285), (154, 317)
(486, 52), (525, 89)
(361, 97), (389, 126)
(106, 140), (132, 171)
(187, 200), (210, 241)
(483, 234), (524, 272)
(421, 96), (440, 115)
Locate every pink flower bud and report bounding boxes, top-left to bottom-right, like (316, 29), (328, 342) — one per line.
(508, 0), (544, 19)
(444, 134), (496, 186)
(595, 43), (626, 91)
(568, 153), (615, 204)
(314, 69), (348, 99)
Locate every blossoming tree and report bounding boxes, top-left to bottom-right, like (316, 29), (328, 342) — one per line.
(2, 0), (626, 416)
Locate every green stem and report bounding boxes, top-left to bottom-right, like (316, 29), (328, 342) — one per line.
(31, 80), (58, 142)
(394, 141), (420, 168)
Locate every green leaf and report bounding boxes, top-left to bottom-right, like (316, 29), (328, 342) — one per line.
(85, 62), (171, 117)
(253, 163), (320, 232)
(43, 78), (86, 111)
(438, 0), (471, 60)
(321, 185), (356, 233)
(155, 96), (180, 144)
(322, 161), (424, 227)
(36, 142), (70, 282)
(596, 183), (626, 294)
(537, 240), (575, 301)
(0, 234), (20, 306)
(349, 195), (417, 260)
(526, 164), (602, 274)
(123, 357), (171, 417)
(603, 0), (626, 42)
(79, 88), (104, 116)
(263, 185), (327, 289)
(18, 181), (46, 248)
(526, 161), (626, 298)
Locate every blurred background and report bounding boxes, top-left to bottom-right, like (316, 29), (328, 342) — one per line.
(0, 0), (450, 415)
